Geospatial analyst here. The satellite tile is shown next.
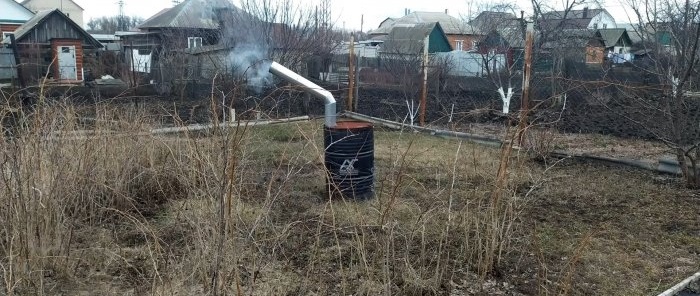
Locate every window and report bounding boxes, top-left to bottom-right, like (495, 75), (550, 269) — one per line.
(188, 37), (202, 48)
(593, 23), (598, 29)
(472, 40), (478, 50)
(618, 47), (623, 54)
(455, 40), (464, 51)
(2, 32), (11, 40)
(603, 23), (608, 29)
(62, 47), (71, 53)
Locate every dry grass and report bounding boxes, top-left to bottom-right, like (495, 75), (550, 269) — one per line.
(462, 122), (672, 160)
(0, 99), (697, 295)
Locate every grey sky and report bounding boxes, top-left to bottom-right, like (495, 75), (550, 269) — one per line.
(53, 0), (634, 30)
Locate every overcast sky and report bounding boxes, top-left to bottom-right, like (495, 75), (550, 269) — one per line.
(42, 0), (635, 30)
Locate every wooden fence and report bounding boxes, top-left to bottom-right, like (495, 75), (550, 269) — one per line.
(0, 48), (18, 81)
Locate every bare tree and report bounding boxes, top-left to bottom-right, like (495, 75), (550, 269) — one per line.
(87, 16), (144, 33)
(613, 0), (700, 187)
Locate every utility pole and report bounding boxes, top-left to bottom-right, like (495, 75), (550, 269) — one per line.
(517, 22), (535, 145)
(419, 35), (429, 126)
(360, 14), (364, 33)
(319, 0), (331, 29)
(354, 53), (361, 112)
(117, 0), (126, 31)
(347, 34), (355, 112)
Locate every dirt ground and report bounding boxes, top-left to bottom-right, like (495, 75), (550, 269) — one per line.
(512, 159), (699, 295)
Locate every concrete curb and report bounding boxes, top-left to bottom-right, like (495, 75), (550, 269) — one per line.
(343, 112), (504, 148)
(658, 271), (700, 296)
(46, 116), (311, 140)
(343, 112), (683, 176)
(149, 116), (310, 135)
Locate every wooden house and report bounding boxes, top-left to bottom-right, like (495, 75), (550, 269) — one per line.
(3, 9), (102, 84)
(541, 29), (606, 64)
(119, 0), (251, 88)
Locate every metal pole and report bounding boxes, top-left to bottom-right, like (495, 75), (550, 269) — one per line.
(354, 54), (361, 112)
(518, 22), (534, 145)
(9, 34), (25, 88)
(419, 35), (429, 126)
(347, 34), (355, 112)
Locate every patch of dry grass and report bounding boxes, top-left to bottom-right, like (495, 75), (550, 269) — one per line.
(0, 99), (696, 295)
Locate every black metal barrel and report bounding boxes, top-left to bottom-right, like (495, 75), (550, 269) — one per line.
(324, 121), (374, 200)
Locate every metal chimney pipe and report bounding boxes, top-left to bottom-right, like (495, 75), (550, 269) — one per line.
(268, 62), (337, 127)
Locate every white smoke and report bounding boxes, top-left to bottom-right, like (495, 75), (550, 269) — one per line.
(228, 44), (272, 90)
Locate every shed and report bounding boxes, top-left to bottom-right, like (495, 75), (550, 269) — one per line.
(597, 28), (632, 53)
(380, 22), (452, 56)
(3, 9), (102, 84)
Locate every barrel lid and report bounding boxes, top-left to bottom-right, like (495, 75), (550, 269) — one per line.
(329, 121), (372, 130)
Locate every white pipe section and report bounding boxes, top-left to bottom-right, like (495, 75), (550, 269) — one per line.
(268, 62), (337, 127)
(658, 271), (700, 296)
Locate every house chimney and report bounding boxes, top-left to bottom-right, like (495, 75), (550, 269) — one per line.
(405, 8), (408, 16)
(445, 9), (448, 14)
(582, 7), (589, 18)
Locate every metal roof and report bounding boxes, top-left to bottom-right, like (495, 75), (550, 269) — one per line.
(138, 0), (241, 29)
(21, 0), (84, 11)
(370, 11), (474, 35)
(541, 8), (606, 20)
(3, 9), (102, 47)
(539, 9), (609, 30)
(91, 34), (121, 41)
(470, 11), (519, 35)
(0, 0), (35, 21)
(380, 22), (442, 55)
(541, 29), (603, 49)
(597, 28), (629, 47)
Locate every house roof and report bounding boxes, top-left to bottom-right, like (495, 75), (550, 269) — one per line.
(3, 9), (102, 47)
(541, 8), (605, 20)
(617, 23), (643, 43)
(21, 0), (84, 11)
(470, 11), (525, 48)
(541, 29), (603, 49)
(0, 0), (35, 23)
(91, 34), (120, 41)
(539, 8), (609, 30)
(470, 11), (518, 34)
(480, 27), (527, 49)
(597, 28), (629, 47)
(380, 22), (448, 54)
(138, 0), (240, 29)
(370, 11), (474, 35)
